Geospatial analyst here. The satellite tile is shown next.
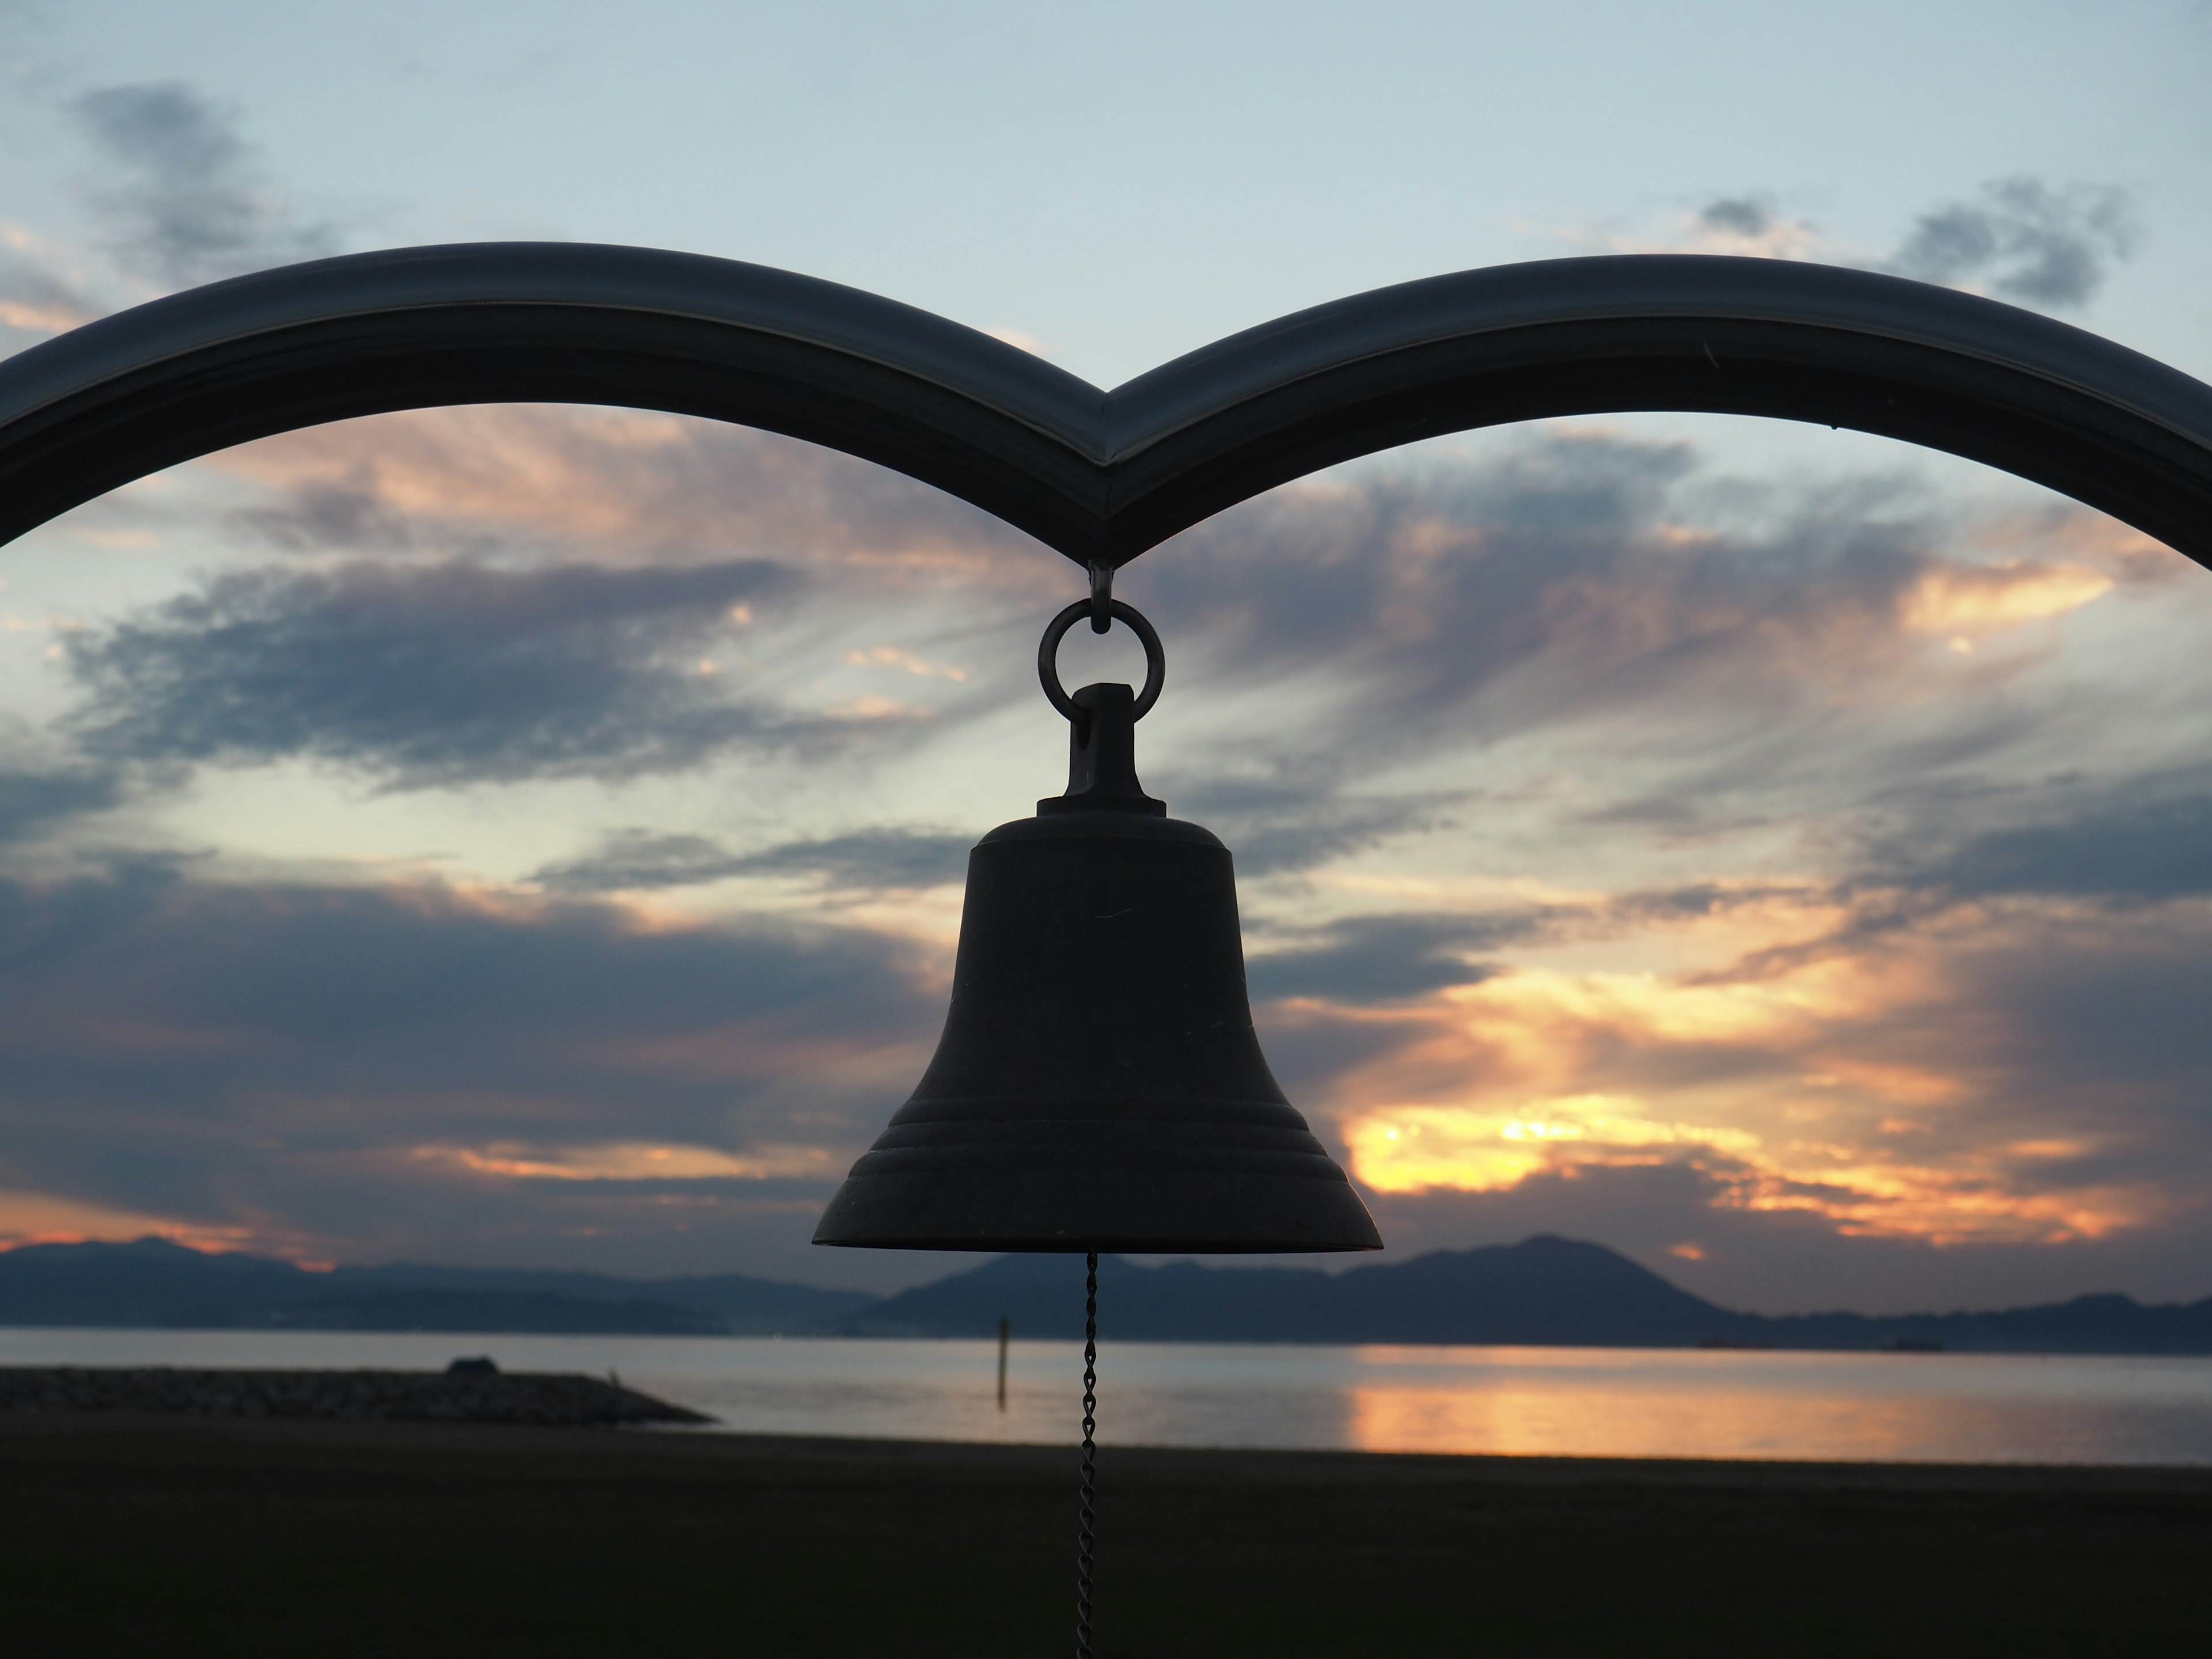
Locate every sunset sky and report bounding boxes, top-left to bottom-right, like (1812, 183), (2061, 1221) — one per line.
(2, 1), (2210, 1312)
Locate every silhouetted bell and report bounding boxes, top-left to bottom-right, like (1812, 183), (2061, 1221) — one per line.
(815, 679), (1382, 1254)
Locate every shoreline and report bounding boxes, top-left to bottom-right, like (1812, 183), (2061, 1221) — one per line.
(0, 1363), (709, 1425)
(10, 1406), (2212, 1486)
(13, 1321), (2212, 1360)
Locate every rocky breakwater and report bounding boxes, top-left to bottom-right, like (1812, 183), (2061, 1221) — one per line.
(0, 1360), (713, 1426)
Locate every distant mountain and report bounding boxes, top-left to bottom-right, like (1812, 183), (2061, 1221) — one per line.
(1764, 1293), (2212, 1357)
(0, 1238), (871, 1335)
(844, 1241), (2212, 1354)
(6, 1234), (2210, 1354)
(839, 1238), (1767, 1346)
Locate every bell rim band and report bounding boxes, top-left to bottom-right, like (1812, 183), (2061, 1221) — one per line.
(1038, 599), (1165, 724)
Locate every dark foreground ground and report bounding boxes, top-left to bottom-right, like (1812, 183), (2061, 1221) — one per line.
(3, 1414), (2207, 1658)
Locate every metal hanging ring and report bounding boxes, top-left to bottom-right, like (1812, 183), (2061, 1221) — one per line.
(1037, 599), (1165, 724)
(1086, 560), (1114, 633)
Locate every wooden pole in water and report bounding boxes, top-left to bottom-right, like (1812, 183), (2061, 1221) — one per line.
(997, 1316), (1010, 1410)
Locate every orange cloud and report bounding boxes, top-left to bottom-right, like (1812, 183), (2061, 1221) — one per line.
(414, 1140), (838, 1182)
(1902, 560), (2112, 634)
(0, 298), (96, 334)
(203, 406), (1038, 579)
(1313, 889), (2163, 1249)
(845, 645), (969, 681)
(0, 1188), (259, 1254)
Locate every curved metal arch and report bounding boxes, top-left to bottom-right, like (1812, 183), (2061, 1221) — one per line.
(2, 243), (2210, 570)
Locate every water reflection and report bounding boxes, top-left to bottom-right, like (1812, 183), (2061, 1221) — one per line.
(1340, 1346), (2212, 1463)
(4, 1327), (2209, 1464)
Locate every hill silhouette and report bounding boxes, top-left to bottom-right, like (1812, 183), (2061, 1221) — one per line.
(838, 1237), (1762, 1345)
(0, 1237), (868, 1335)
(837, 1240), (2212, 1353)
(5, 1234), (2210, 1353)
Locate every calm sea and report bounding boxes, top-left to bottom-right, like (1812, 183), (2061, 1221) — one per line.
(6, 1327), (2210, 1465)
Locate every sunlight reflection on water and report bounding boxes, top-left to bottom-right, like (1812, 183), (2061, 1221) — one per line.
(5, 1328), (2210, 1464)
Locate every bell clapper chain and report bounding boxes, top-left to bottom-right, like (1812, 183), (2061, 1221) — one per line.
(1077, 1250), (1099, 1659)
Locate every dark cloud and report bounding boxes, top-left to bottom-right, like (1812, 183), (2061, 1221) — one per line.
(1248, 882), (1797, 1006)
(534, 827), (977, 895)
(531, 832), (755, 894)
(70, 82), (338, 288)
(237, 478), (422, 555)
(0, 865), (942, 1277)
(1703, 878), (2212, 1150)
(1165, 776), (1469, 876)
(0, 870), (926, 1097)
(1141, 434), (1962, 792)
(1929, 790), (2212, 902)
(1890, 177), (2137, 308)
(64, 557), (855, 787)
(1696, 195), (1775, 237)
(1247, 912), (1532, 1003)
(0, 766), (121, 845)
(1945, 914), (2212, 1097)
(1248, 882), (1804, 1008)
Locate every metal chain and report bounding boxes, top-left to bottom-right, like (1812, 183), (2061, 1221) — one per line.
(1077, 1250), (1098, 1659)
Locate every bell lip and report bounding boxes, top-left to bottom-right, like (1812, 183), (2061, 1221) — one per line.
(813, 1236), (1385, 1253)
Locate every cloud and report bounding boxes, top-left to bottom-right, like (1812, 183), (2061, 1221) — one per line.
(1247, 912), (1527, 1003)
(1357, 1161), (2212, 1316)
(1679, 194), (1830, 260)
(1695, 196), (1776, 238)
(1576, 192), (1833, 262)
(1584, 177), (2138, 312)
(0, 864), (941, 1275)
(63, 556), (870, 786)
(531, 832), (763, 893)
(1146, 432), (2135, 810)
(1924, 786), (2212, 902)
(1166, 776), (1471, 877)
(1889, 178), (2138, 307)
(70, 82), (338, 288)
(219, 406), (1038, 578)
(0, 231), (100, 342)
(43, 842), (2195, 1307)
(0, 766), (120, 846)
(191, 415), (2154, 880)
(533, 827), (978, 895)
(1255, 849), (2212, 1301)
(1247, 882), (1825, 1009)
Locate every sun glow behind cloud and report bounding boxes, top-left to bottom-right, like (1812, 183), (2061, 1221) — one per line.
(1902, 561), (2113, 634)
(1323, 883), (2165, 1249)
(0, 1188), (260, 1253)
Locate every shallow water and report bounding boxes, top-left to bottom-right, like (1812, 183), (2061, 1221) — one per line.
(6, 1326), (2210, 1465)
